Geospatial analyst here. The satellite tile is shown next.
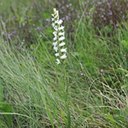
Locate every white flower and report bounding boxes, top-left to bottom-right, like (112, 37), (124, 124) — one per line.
(56, 58), (61, 64)
(58, 26), (64, 31)
(52, 8), (59, 20)
(55, 53), (59, 57)
(53, 31), (57, 36)
(51, 14), (55, 17)
(56, 19), (63, 25)
(52, 23), (55, 27)
(53, 42), (57, 46)
(53, 46), (58, 52)
(59, 42), (65, 47)
(53, 36), (57, 41)
(58, 32), (65, 36)
(51, 18), (54, 21)
(60, 54), (67, 59)
(59, 36), (65, 41)
(60, 48), (67, 53)
(53, 26), (58, 31)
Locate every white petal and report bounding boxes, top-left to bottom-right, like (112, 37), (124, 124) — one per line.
(58, 32), (64, 36)
(59, 36), (65, 41)
(51, 18), (54, 21)
(54, 15), (59, 20)
(53, 8), (58, 14)
(55, 53), (59, 57)
(60, 48), (67, 53)
(53, 9), (59, 19)
(57, 19), (63, 25)
(53, 8), (56, 12)
(51, 14), (55, 17)
(53, 36), (57, 41)
(53, 31), (57, 36)
(55, 20), (58, 24)
(53, 42), (57, 46)
(60, 54), (67, 59)
(56, 58), (61, 64)
(58, 26), (64, 31)
(52, 23), (55, 27)
(53, 46), (58, 52)
(53, 26), (58, 31)
(59, 42), (65, 47)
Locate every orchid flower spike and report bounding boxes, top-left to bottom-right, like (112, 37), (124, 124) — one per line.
(52, 8), (67, 64)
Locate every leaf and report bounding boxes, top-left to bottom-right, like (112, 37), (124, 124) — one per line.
(0, 78), (4, 102)
(121, 40), (128, 50)
(0, 102), (13, 127)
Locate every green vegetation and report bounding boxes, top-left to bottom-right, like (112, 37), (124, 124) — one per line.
(0, 0), (128, 127)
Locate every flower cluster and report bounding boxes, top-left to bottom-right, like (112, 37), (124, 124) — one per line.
(52, 8), (67, 64)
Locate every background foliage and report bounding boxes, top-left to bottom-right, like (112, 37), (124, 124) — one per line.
(0, 0), (128, 127)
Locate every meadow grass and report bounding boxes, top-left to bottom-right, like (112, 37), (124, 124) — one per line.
(0, 0), (128, 128)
